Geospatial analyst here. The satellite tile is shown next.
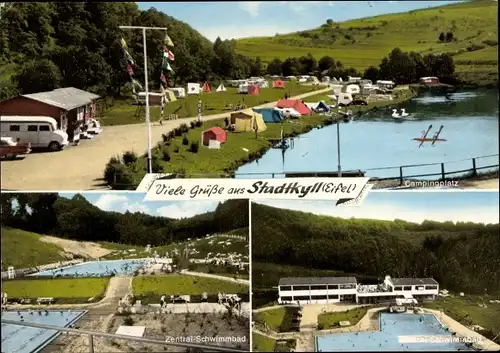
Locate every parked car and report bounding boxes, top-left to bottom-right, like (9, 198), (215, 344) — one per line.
(0, 137), (31, 159)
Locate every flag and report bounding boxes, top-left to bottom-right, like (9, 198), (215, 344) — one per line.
(160, 72), (167, 85)
(162, 59), (174, 73)
(127, 64), (134, 76)
(164, 33), (174, 47)
(124, 49), (135, 65)
(163, 48), (175, 61)
(120, 37), (127, 49)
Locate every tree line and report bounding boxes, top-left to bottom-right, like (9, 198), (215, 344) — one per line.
(265, 47), (456, 84)
(251, 202), (500, 296)
(0, 2), (262, 99)
(0, 193), (248, 246)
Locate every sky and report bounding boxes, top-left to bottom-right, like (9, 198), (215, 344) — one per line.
(255, 191), (500, 224)
(137, 1), (463, 41)
(59, 193), (219, 219)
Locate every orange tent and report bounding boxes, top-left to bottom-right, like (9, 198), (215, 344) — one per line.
(273, 80), (286, 89)
(202, 81), (212, 93)
(248, 84), (260, 96)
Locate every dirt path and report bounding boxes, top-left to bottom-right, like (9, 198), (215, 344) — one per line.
(460, 178), (499, 189)
(39, 236), (113, 259)
(180, 270), (250, 285)
(1, 88), (330, 191)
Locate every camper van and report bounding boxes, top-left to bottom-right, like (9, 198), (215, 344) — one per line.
(0, 116), (69, 151)
(337, 93), (353, 106)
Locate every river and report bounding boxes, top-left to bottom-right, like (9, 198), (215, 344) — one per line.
(235, 89), (499, 180)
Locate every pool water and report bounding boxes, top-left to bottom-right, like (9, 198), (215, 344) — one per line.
(1, 310), (86, 353)
(30, 259), (147, 277)
(316, 313), (473, 351)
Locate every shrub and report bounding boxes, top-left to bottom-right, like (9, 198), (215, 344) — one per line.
(123, 316), (134, 326)
(179, 123), (189, 133)
(162, 133), (170, 142)
(190, 121), (195, 129)
(189, 142), (199, 153)
(122, 151), (137, 165)
(182, 135), (189, 146)
(173, 145), (180, 153)
(104, 163), (135, 190)
(162, 147), (171, 162)
(151, 156), (163, 173)
(195, 120), (203, 127)
(173, 127), (182, 136)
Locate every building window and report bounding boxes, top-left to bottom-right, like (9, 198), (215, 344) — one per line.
(293, 285), (310, 291)
(328, 294), (339, 299)
(394, 286), (403, 291)
(327, 285), (339, 290)
(280, 286), (292, 291)
(27, 125), (38, 132)
(294, 295), (310, 301)
(426, 285), (438, 290)
(311, 295), (327, 300)
(9, 125), (20, 132)
(310, 285), (327, 290)
(39, 125), (51, 132)
(281, 296), (293, 302)
(403, 286), (412, 291)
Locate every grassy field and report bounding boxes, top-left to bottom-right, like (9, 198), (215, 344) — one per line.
(100, 82), (317, 126)
(254, 306), (301, 333)
(2, 277), (109, 299)
(1, 228), (66, 269)
(318, 307), (368, 330)
(252, 332), (276, 352)
(235, 1), (498, 84)
(132, 275), (248, 296)
(422, 295), (500, 342)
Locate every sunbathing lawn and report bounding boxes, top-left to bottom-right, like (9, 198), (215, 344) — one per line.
(252, 332), (276, 352)
(318, 307), (368, 329)
(2, 278), (110, 299)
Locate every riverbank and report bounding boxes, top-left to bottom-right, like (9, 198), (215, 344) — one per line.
(107, 89), (418, 188)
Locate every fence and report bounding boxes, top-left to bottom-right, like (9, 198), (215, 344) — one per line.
(1, 319), (247, 353)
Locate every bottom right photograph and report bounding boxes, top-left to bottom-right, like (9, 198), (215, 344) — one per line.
(250, 191), (500, 352)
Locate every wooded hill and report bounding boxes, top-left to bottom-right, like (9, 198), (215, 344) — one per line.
(0, 2), (263, 99)
(251, 202), (500, 295)
(0, 193), (248, 246)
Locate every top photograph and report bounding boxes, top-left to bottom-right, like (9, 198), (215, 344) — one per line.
(0, 0), (498, 191)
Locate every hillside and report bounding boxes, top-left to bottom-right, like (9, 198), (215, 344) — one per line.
(0, 228), (67, 269)
(251, 202), (500, 295)
(236, 0), (498, 85)
(0, 193), (249, 247)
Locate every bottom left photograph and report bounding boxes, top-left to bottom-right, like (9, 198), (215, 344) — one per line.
(0, 193), (250, 353)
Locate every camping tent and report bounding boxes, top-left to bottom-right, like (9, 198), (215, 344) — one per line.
(187, 83), (200, 95)
(201, 127), (227, 146)
(253, 108), (284, 123)
(258, 80), (269, 88)
(202, 81), (212, 93)
(248, 84), (260, 96)
(273, 80), (285, 89)
(216, 83), (227, 92)
(230, 109), (267, 133)
(316, 101), (330, 113)
(276, 99), (312, 115)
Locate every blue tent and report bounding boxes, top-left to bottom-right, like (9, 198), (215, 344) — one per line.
(253, 108), (284, 123)
(316, 101), (330, 113)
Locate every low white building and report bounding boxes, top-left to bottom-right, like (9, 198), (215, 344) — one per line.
(376, 80), (395, 90)
(277, 275), (439, 305)
(278, 277), (358, 305)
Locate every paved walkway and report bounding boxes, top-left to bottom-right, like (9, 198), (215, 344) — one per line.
(1, 88), (330, 191)
(180, 270), (250, 285)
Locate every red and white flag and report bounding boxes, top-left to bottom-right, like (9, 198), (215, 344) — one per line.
(163, 48), (175, 61)
(127, 64), (134, 76)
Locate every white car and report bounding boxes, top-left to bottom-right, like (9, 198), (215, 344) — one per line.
(275, 107), (301, 118)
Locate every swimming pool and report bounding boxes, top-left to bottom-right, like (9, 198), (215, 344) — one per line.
(29, 259), (148, 277)
(1, 310), (86, 353)
(315, 313), (473, 351)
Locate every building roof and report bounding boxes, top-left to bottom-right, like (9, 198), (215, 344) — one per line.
(390, 278), (438, 286)
(279, 277), (357, 286)
(22, 87), (100, 111)
(203, 127), (226, 136)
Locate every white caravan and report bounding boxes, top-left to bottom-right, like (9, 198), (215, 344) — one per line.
(187, 83), (201, 95)
(337, 93), (353, 106)
(0, 116), (69, 151)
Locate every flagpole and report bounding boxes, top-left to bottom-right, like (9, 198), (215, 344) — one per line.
(119, 25), (168, 174)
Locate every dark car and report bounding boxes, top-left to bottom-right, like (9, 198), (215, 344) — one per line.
(351, 98), (368, 106)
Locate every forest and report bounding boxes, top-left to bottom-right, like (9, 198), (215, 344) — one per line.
(251, 202), (500, 295)
(0, 3), (457, 101)
(0, 193), (248, 246)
